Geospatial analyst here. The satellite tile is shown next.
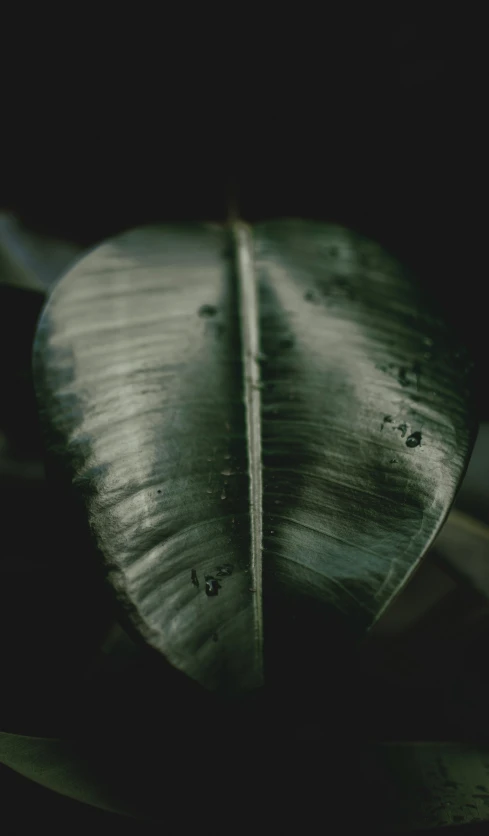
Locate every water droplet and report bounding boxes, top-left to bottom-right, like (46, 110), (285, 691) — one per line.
(206, 488), (213, 494)
(217, 564), (233, 577)
(249, 586), (256, 593)
(207, 456), (214, 462)
(221, 489), (227, 500)
(205, 577), (220, 596)
(220, 469), (233, 476)
(398, 367), (409, 387)
(191, 569), (199, 587)
(224, 454), (231, 460)
(270, 530), (275, 534)
(212, 632), (219, 642)
(423, 337), (434, 347)
(198, 304), (217, 317)
(274, 499), (281, 505)
(406, 431), (422, 448)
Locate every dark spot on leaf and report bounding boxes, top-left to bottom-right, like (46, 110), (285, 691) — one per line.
(398, 367), (409, 386)
(389, 459), (398, 464)
(214, 323), (226, 337)
(406, 431), (422, 448)
(331, 276), (356, 300)
(476, 785), (487, 792)
(396, 423), (408, 438)
(304, 291), (316, 302)
(205, 577), (220, 596)
(376, 362), (397, 374)
(198, 304), (217, 318)
(191, 569), (199, 587)
(157, 489), (161, 493)
(279, 337), (294, 350)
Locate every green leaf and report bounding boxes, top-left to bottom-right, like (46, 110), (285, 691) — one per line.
(0, 731), (141, 819)
(0, 212), (82, 293)
(0, 212), (84, 452)
(32, 220), (476, 694)
(371, 742), (489, 830)
(2, 732), (489, 829)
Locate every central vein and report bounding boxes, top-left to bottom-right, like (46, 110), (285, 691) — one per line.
(234, 221), (264, 675)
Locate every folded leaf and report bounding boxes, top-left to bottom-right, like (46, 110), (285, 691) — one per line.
(33, 221), (476, 693)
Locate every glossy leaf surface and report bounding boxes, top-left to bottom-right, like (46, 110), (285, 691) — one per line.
(33, 221), (476, 693)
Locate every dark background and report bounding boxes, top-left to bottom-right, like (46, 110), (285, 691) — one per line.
(2, 18), (486, 412)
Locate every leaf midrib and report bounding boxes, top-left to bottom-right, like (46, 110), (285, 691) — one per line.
(234, 221), (264, 675)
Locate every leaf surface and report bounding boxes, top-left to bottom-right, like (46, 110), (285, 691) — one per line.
(33, 221), (476, 692)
